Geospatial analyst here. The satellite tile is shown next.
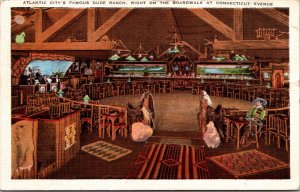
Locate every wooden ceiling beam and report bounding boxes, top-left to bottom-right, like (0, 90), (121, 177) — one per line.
(233, 9), (243, 40)
(35, 9), (43, 43)
(12, 42), (113, 51)
(188, 8), (236, 40)
(213, 39), (288, 50)
(257, 9), (288, 26)
(87, 8), (96, 42)
(41, 8), (86, 42)
(91, 8), (134, 42)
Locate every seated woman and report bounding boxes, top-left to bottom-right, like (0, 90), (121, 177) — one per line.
(131, 114), (153, 142)
(211, 104), (225, 140)
(140, 91), (155, 129)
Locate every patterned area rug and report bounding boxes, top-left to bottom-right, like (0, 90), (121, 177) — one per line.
(209, 149), (289, 178)
(81, 140), (132, 162)
(127, 143), (210, 179)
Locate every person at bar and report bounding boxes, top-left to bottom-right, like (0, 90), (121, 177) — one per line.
(240, 97), (267, 147)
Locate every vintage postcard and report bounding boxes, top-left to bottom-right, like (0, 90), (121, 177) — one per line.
(0, 0), (299, 190)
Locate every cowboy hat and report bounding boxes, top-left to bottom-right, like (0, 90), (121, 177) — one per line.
(251, 97), (267, 106)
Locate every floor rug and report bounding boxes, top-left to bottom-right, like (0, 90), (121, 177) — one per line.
(208, 149), (289, 178)
(127, 143), (210, 179)
(81, 140), (132, 162)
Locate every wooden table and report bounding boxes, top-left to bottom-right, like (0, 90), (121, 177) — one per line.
(102, 112), (124, 141)
(226, 116), (248, 150)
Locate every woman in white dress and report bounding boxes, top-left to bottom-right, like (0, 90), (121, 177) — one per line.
(140, 91), (155, 129)
(131, 114), (153, 142)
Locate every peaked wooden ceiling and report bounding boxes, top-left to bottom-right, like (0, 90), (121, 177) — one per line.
(11, 8), (289, 56)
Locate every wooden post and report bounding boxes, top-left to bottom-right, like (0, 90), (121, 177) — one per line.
(33, 120), (38, 178)
(35, 9), (43, 43)
(233, 9), (243, 40)
(87, 8), (96, 42)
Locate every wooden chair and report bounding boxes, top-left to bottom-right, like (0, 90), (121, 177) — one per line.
(98, 107), (111, 138)
(247, 88), (254, 101)
(251, 118), (268, 149)
(90, 100), (101, 128)
(209, 83), (216, 96)
(191, 82), (198, 95)
(111, 112), (127, 141)
(49, 103), (61, 119)
(268, 113), (279, 145)
(60, 102), (71, 116)
(215, 84), (224, 97)
(240, 87), (249, 101)
(277, 114), (289, 151)
(80, 107), (93, 133)
(133, 83), (142, 94)
(165, 81), (172, 93)
(110, 84), (119, 97)
(153, 81), (161, 93)
(25, 103), (35, 115)
(119, 82), (126, 95)
(234, 86), (241, 99)
(159, 81), (167, 94)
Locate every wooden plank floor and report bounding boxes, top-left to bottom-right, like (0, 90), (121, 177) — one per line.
(47, 90), (289, 179)
(99, 90), (252, 131)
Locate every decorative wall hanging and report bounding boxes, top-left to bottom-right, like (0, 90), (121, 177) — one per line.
(15, 32), (25, 44)
(255, 28), (289, 40)
(65, 123), (76, 150)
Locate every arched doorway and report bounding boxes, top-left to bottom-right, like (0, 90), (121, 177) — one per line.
(275, 73), (282, 89)
(272, 69), (284, 89)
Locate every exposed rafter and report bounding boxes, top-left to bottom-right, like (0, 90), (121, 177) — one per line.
(233, 9), (243, 40)
(188, 8), (236, 40)
(91, 8), (134, 42)
(35, 9), (43, 43)
(213, 39), (288, 50)
(181, 41), (205, 58)
(87, 8), (96, 42)
(12, 42), (112, 51)
(41, 8), (86, 42)
(257, 8), (288, 26)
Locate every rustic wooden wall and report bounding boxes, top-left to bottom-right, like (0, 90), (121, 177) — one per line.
(37, 111), (81, 178)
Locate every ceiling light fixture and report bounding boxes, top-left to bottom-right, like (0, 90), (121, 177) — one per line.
(14, 15), (25, 25)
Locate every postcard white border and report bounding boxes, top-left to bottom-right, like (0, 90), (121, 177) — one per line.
(1, 0), (299, 190)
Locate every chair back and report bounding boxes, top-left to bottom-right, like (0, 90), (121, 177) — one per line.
(50, 103), (61, 118)
(60, 102), (71, 115)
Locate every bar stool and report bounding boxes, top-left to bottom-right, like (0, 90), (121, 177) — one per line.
(98, 107), (111, 138)
(226, 84), (234, 98)
(234, 86), (241, 99)
(112, 119), (128, 141)
(209, 83), (216, 96)
(119, 82), (126, 95)
(192, 83), (198, 94)
(80, 107), (93, 133)
(215, 84), (224, 97)
(159, 81), (167, 93)
(165, 81), (172, 93)
(153, 81), (161, 93)
(277, 114), (289, 151)
(268, 113), (280, 146)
